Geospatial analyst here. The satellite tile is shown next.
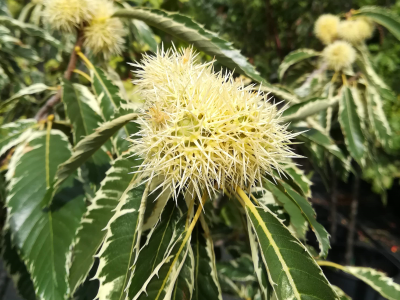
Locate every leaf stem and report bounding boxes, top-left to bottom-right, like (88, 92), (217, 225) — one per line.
(73, 69), (92, 82)
(342, 73), (348, 86)
(316, 260), (346, 271)
(75, 47), (95, 71)
(236, 186), (254, 210)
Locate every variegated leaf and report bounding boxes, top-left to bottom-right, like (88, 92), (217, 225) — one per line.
(142, 176), (171, 231)
(127, 200), (188, 300)
(284, 165), (312, 198)
(282, 97), (338, 123)
(0, 83), (50, 111)
(282, 181), (330, 257)
(339, 86), (366, 165)
(320, 262), (400, 300)
(114, 8), (264, 83)
(112, 105), (141, 155)
(262, 180), (308, 239)
(171, 246), (194, 300)
(68, 152), (140, 294)
(248, 221), (273, 300)
(344, 267), (400, 300)
(191, 218), (223, 300)
(354, 6), (400, 41)
(0, 119), (36, 157)
(278, 49), (320, 80)
(0, 16), (61, 47)
(94, 176), (149, 300)
(62, 80), (111, 186)
(295, 127), (349, 168)
(5, 130), (86, 300)
(248, 222), (273, 300)
(91, 67), (125, 122)
(245, 202), (337, 300)
(366, 85), (392, 149)
(264, 175), (330, 257)
(89, 66), (140, 156)
(356, 44), (388, 90)
(54, 112), (138, 187)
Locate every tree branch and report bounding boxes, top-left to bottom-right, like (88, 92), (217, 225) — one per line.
(35, 30), (85, 121)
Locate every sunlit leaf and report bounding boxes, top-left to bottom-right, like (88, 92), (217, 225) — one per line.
(69, 152), (141, 294)
(94, 175), (148, 300)
(5, 130), (85, 300)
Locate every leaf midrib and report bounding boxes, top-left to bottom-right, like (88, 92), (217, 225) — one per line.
(247, 206), (301, 300)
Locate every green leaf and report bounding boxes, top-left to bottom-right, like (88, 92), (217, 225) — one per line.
(191, 220), (223, 300)
(245, 204), (337, 300)
(278, 49), (320, 80)
(0, 119), (36, 156)
(354, 6), (400, 41)
(339, 86), (365, 164)
(0, 83), (50, 111)
(54, 112), (138, 188)
(0, 16), (61, 48)
(68, 152), (140, 294)
(247, 221), (273, 300)
(62, 80), (111, 185)
(127, 200), (187, 300)
(5, 130), (86, 300)
(282, 97), (338, 122)
(366, 85), (392, 149)
(114, 8), (265, 83)
(94, 177), (149, 300)
(1, 230), (36, 300)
